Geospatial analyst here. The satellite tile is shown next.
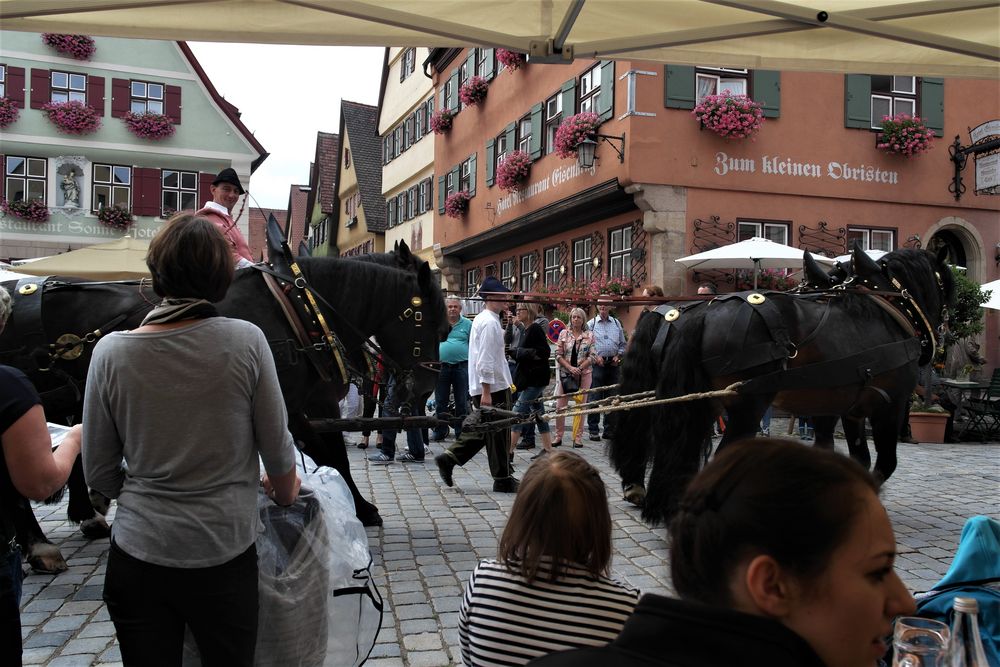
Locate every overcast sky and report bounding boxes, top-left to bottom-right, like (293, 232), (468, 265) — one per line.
(189, 42), (384, 209)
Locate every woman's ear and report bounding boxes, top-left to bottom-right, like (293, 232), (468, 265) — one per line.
(743, 554), (798, 618)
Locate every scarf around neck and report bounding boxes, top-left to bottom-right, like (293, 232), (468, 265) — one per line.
(141, 298), (218, 326)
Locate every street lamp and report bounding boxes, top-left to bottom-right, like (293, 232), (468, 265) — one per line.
(576, 133), (626, 169)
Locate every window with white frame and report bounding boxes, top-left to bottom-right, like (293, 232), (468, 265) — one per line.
(130, 81), (164, 115)
(407, 186), (416, 219)
(495, 131), (508, 174)
(0, 65), (6, 97)
(386, 197), (396, 228)
(544, 93), (562, 155)
(737, 220), (789, 245)
(92, 164), (131, 211)
(572, 236), (593, 283)
(161, 169), (197, 216)
(5, 156), (47, 204)
(51, 71), (86, 103)
(396, 192), (406, 222)
(544, 246), (560, 287)
(870, 76), (916, 128)
(520, 253), (536, 292)
(444, 78), (455, 110)
(446, 171), (455, 196)
(847, 228), (895, 253)
(500, 258), (515, 289)
(475, 48), (492, 77)
(695, 66), (748, 103)
(579, 65), (601, 114)
(400, 48), (416, 81)
(517, 116), (532, 153)
(418, 178), (429, 213)
(414, 106), (424, 140)
(466, 267), (480, 297)
(459, 158), (472, 192)
(609, 225), (633, 279)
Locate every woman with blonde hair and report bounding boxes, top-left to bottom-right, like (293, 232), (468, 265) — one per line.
(553, 307), (596, 447)
(460, 451), (639, 666)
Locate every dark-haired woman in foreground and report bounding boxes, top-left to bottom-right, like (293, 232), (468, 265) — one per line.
(82, 214), (300, 666)
(530, 439), (916, 667)
(460, 451), (638, 666)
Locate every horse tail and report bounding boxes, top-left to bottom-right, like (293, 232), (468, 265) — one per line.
(643, 307), (714, 525)
(609, 311), (665, 487)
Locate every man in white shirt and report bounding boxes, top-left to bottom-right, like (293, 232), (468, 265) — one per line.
(435, 276), (519, 493)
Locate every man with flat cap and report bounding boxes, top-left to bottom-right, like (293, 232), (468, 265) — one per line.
(435, 276), (519, 492)
(197, 168), (254, 268)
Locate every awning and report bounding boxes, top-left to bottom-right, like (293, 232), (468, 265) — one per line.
(13, 236), (151, 281)
(1, 1), (997, 78)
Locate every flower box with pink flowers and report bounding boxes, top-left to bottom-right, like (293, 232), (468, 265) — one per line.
(554, 112), (600, 159)
(1, 198), (50, 223)
(41, 34), (96, 60)
(497, 49), (526, 72)
(692, 92), (764, 140)
(0, 97), (19, 128)
(97, 205), (135, 230)
(459, 76), (489, 106)
(430, 108), (454, 135)
(876, 114), (934, 158)
(124, 112), (176, 141)
(444, 191), (471, 218)
(496, 150), (532, 192)
(42, 100), (101, 135)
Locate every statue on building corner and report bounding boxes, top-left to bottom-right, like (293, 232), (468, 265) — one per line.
(61, 172), (81, 207)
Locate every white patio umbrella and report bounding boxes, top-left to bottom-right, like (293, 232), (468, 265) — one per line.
(833, 249), (889, 263)
(675, 236), (836, 289)
(13, 236), (151, 281)
(980, 279), (1000, 311)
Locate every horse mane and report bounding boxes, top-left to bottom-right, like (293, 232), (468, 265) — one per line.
(880, 248), (955, 326)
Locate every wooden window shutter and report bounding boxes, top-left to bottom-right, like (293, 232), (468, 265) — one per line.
(6, 67), (25, 108)
(751, 70), (781, 118)
(426, 177), (433, 213)
(437, 176), (446, 213)
(399, 55), (405, 83)
(504, 122), (516, 151)
(132, 167), (161, 217)
(450, 166), (460, 194)
(663, 65), (695, 110)
(439, 86), (447, 113)
(111, 78), (131, 118)
(844, 74), (872, 129)
(199, 172), (215, 207)
(165, 85), (182, 124)
(560, 78), (576, 117)
(529, 102), (543, 160)
(448, 68), (460, 112)
(597, 60), (615, 121)
(87, 75), (105, 116)
(482, 48), (495, 80)
(30, 68), (50, 109)
(485, 139), (495, 187)
(468, 153), (477, 196)
(920, 77), (944, 137)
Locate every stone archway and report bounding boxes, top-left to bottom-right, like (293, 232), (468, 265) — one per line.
(925, 216), (986, 283)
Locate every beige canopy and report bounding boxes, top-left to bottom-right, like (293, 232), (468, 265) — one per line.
(1, 0), (997, 78)
(15, 236), (151, 281)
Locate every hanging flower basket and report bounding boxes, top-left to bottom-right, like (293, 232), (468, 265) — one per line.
(497, 49), (526, 72)
(123, 111), (176, 141)
(692, 92), (764, 140)
(430, 108), (454, 135)
(876, 114), (934, 158)
(444, 191), (471, 218)
(97, 205), (135, 230)
(41, 100), (101, 135)
(554, 112), (600, 159)
(496, 150), (532, 192)
(0, 97), (19, 128)
(41, 33), (96, 60)
(1, 198), (50, 223)
(459, 76), (489, 106)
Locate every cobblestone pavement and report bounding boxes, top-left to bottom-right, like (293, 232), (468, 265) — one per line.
(20, 419), (999, 666)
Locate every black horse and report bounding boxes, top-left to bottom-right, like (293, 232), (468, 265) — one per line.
(1, 256), (446, 571)
(611, 248), (953, 525)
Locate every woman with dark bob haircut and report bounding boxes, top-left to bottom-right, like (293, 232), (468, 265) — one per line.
(530, 439), (916, 667)
(82, 213), (301, 666)
(459, 451), (638, 666)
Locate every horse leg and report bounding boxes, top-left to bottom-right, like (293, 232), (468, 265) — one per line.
(288, 412), (384, 527)
(811, 416), (838, 451)
(13, 501), (68, 574)
(715, 403), (763, 453)
(840, 416), (873, 470)
(870, 406), (904, 485)
(64, 458), (111, 539)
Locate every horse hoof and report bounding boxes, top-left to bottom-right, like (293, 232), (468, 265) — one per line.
(89, 489), (111, 516)
(80, 516), (111, 539)
(623, 483), (646, 507)
(28, 543), (68, 574)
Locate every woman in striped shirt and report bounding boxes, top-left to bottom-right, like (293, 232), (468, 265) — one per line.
(459, 451), (638, 666)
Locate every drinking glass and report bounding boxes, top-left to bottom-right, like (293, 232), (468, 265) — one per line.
(892, 616), (950, 667)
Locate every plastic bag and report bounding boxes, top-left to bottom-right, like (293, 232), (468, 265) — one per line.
(184, 456), (382, 667)
(338, 383), (362, 420)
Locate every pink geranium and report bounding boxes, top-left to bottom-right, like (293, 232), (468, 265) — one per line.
(41, 34), (96, 60)
(123, 112), (176, 140)
(430, 108), (454, 134)
(554, 112), (600, 159)
(459, 76), (489, 106)
(0, 97), (19, 128)
(41, 100), (101, 135)
(444, 191), (471, 218)
(97, 205), (134, 230)
(692, 92), (764, 140)
(1, 198), (49, 223)
(876, 114), (934, 158)
(497, 49), (526, 72)
(496, 150), (532, 192)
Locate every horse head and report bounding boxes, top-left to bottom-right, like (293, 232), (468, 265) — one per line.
(802, 250), (836, 289)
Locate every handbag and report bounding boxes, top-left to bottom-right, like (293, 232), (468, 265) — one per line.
(561, 374), (580, 393)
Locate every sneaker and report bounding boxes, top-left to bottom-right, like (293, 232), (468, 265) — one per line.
(368, 453), (393, 464)
(397, 452), (424, 462)
(493, 477), (520, 493)
(435, 453), (455, 487)
(588, 433), (601, 442)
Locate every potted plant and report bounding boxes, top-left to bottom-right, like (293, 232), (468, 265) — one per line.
(1, 198), (50, 223)
(496, 49), (526, 71)
(97, 205), (134, 230)
(444, 191), (471, 218)
(876, 114), (934, 158)
(956, 364), (975, 383)
(41, 100), (101, 135)
(692, 92), (765, 140)
(123, 111), (176, 140)
(908, 392), (949, 444)
(496, 150), (531, 192)
(430, 108), (454, 135)
(554, 112), (600, 159)
(41, 33), (96, 60)
(459, 75), (489, 106)
(0, 96), (19, 128)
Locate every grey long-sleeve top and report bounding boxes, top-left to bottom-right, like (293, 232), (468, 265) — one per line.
(82, 318), (297, 568)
